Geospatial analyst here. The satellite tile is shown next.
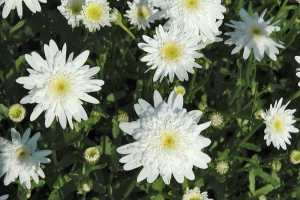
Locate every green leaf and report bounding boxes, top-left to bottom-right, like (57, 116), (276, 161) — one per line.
(242, 143), (261, 152)
(253, 169), (280, 187)
(0, 104), (8, 118)
(54, 131), (82, 150)
(216, 149), (230, 161)
(255, 184), (274, 196)
(55, 153), (84, 171)
(10, 20), (26, 33)
(107, 91), (126, 102)
(134, 80), (143, 101)
(152, 177), (165, 192)
(249, 170), (256, 196)
(49, 181), (77, 200)
(89, 163), (107, 171)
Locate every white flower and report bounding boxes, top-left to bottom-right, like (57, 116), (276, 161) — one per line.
(201, 20), (223, 45)
(0, 0), (47, 19)
(117, 91), (211, 185)
(296, 56), (300, 86)
(124, 0), (158, 30)
(16, 40), (104, 129)
(81, 0), (111, 32)
(57, 0), (85, 28)
(0, 128), (51, 189)
(0, 195), (9, 200)
(138, 22), (205, 82)
(164, 0), (226, 41)
(225, 8), (284, 61)
(261, 98), (299, 150)
(182, 187), (213, 200)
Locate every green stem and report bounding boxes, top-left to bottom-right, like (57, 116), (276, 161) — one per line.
(51, 121), (58, 166)
(187, 68), (197, 102)
(284, 90), (300, 103)
(118, 23), (136, 40)
(82, 192), (86, 200)
(120, 175), (137, 200)
(278, 5), (300, 37)
(238, 122), (263, 148)
(228, 85), (243, 106)
(245, 53), (254, 87)
(274, 0), (289, 20)
(243, 90), (267, 110)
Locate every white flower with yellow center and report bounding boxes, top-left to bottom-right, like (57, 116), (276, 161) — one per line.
(225, 9), (284, 61)
(138, 22), (205, 82)
(16, 40), (104, 129)
(124, 0), (158, 30)
(164, 0), (226, 41)
(0, 128), (51, 189)
(0, 0), (47, 19)
(81, 0), (111, 32)
(117, 91), (211, 184)
(8, 104), (26, 122)
(261, 98), (299, 150)
(58, 0), (85, 28)
(182, 187), (213, 200)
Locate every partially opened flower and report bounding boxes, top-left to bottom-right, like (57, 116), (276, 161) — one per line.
(81, 0), (111, 32)
(182, 187), (213, 200)
(124, 0), (158, 30)
(138, 22), (205, 82)
(261, 98), (299, 150)
(117, 91), (211, 184)
(225, 8), (284, 61)
(1, 0), (47, 19)
(0, 128), (51, 189)
(58, 0), (85, 28)
(16, 40), (104, 129)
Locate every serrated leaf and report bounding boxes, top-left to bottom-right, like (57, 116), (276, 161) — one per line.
(216, 149), (230, 161)
(10, 20), (26, 33)
(253, 169), (280, 187)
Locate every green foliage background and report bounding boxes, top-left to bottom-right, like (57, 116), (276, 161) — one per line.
(0, 0), (300, 199)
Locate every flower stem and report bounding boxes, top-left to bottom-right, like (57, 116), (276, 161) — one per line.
(278, 5), (300, 38)
(187, 68), (197, 102)
(117, 23), (136, 40)
(120, 173), (137, 200)
(238, 122), (263, 148)
(284, 90), (300, 103)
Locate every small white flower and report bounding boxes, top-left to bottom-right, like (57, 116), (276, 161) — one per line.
(295, 56), (300, 87)
(138, 22), (205, 82)
(0, 195), (9, 200)
(58, 0), (85, 28)
(16, 40), (105, 129)
(0, 0), (47, 19)
(84, 147), (101, 164)
(182, 187), (213, 200)
(0, 128), (51, 189)
(261, 98), (299, 150)
(164, 0), (226, 41)
(117, 91), (211, 185)
(225, 8), (284, 61)
(81, 0), (111, 32)
(124, 0), (158, 30)
(8, 104), (26, 122)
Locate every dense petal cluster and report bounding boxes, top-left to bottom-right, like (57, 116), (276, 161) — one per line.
(0, 128), (51, 189)
(58, 0), (85, 28)
(182, 187), (213, 200)
(16, 40), (104, 129)
(261, 98), (299, 150)
(225, 9), (284, 61)
(0, 0), (46, 19)
(124, 0), (158, 30)
(117, 91), (211, 184)
(138, 22), (205, 82)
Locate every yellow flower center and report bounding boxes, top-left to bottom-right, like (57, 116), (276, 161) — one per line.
(16, 147), (30, 160)
(86, 3), (103, 21)
(9, 105), (22, 119)
(161, 133), (178, 149)
(185, 0), (198, 9)
(49, 74), (72, 98)
(161, 42), (182, 62)
(294, 153), (300, 162)
(69, 1), (83, 15)
(274, 117), (285, 133)
(251, 26), (262, 36)
(86, 148), (98, 157)
(137, 7), (149, 20)
(189, 196), (201, 200)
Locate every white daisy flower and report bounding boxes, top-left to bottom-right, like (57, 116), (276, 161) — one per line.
(201, 20), (223, 45)
(182, 187), (213, 200)
(138, 22), (205, 82)
(225, 8), (284, 61)
(57, 0), (85, 28)
(261, 98), (299, 150)
(124, 0), (158, 30)
(0, 195), (9, 200)
(0, 128), (51, 189)
(117, 91), (211, 185)
(81, 0), (111, 32)
(164, 0), (226, 41)
(0, 0), (47, 19)
(16, 40), (104, 129)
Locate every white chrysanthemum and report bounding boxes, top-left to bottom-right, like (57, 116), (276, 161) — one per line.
(261, 98), (299, 150)
(117, 91), (211, 185)
(201, 20), (223, 45)
(0, 128), (51, 189)
(164, 0), (226, 41)
(138, 22), (205, 82)
(0, 0), (46, 19)
(16, 40), (104, 129)
(182, 187), (213, 200)
(124, 0), (158, 30)
(57, 0), (85, 28)
(0, 195), (8, 200)
(225, 9), (284, 61)
(81, 0), (111, 32)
